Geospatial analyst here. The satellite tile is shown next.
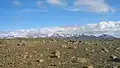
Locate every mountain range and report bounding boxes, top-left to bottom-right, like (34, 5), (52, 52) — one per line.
(0, 32), (116, 40)
(0, 21), (120, 39)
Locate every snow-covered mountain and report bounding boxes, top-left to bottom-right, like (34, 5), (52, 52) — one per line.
(0, 21), (120, 38)
(0, 32), (116, 39)
(98, 34), (116, 39)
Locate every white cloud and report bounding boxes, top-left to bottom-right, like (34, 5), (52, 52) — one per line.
(1, 21), (120, 38)
(46, 0), (66, 6)
(11, 0), (115, 13)
(45, 0), (115, 13)
(72, 0), (114, 13)
(47, 0), (60, 5)
(12, 0), (22, 6)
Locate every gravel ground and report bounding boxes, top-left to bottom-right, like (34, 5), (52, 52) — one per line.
(0, 38), (120, 68)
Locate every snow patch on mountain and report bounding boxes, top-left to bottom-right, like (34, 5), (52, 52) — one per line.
(0, 21), (120, 38)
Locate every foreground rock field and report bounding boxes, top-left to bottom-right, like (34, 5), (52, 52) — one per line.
(0, 38), (120, 68)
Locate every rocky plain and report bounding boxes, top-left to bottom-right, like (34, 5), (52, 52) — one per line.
(0, 38), (120, 68)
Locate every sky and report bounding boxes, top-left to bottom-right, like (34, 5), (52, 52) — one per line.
(0, 0), (120, 30)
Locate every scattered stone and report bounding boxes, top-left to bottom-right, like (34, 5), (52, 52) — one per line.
(70, 57), (79, 63)
(29, 55), (33, 58)
(73, 41), (81, 44)
(23, 54), (29, 59)
(116, 47), (120, 50)
(78, 58), (89, 63)
(60, 44), (68, 48)
(40, 54), (44, 57)
(85, 48), (89, 51)
(73, 45), (78, 49)
(109, 55), (120, 62)
(112, 66), (117, 68)
(68, 40), (76, 43)
(53, 39), (57, 42)
(17, 43), (25, 47)
(101, 47), (109, 53)
(23, 52), (29, 59)
(110, 55), (117, 59)
(55, 50), (60, 58)
(35, 60), (40, 62)
(39, 59), (44, 63)
(91, 49), (95, 53)
(49, 50), (60, 59)
(1, 38), (120, 68)
(35, 59), (44, 63)
(82, 65), (93, 68)
(49, 64), (57, 67)
(118, 66), (120, 68)
(82, 66), (88, 68)
(88, 65), (93, 68)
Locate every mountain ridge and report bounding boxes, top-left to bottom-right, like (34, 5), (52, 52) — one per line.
(0, 33), (116, 40)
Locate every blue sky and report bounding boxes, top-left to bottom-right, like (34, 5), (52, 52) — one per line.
(0, 0), (120, 30)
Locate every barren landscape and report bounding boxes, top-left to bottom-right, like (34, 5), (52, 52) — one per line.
(1, 0), (120, 68)
(0, 38), (120, 68)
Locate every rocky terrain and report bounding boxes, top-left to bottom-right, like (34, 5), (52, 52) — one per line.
(0, 38), (120, 68)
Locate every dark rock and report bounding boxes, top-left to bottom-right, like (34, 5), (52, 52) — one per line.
(17, 43), (25, 46)
(108, 55), (120, 62)
(112, 66), (117, 68)
(118, 66), (120, 68)
(49, 50), (60, 58)
(82, 65), (93, 68)
(49, 64), (57, 66)
(35, 60), (40, 63)
(109, 55), (117, 59)
(82, 66), (88, 68)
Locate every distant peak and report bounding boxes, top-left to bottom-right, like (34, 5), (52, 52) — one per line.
(98, 34), (116, 39)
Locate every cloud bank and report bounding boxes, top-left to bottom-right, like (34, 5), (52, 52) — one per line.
(46, 0), (114, 13)
(13, 0), (115, 13)
(1, 21), (120, 38)
(72, 0), (114, 13)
